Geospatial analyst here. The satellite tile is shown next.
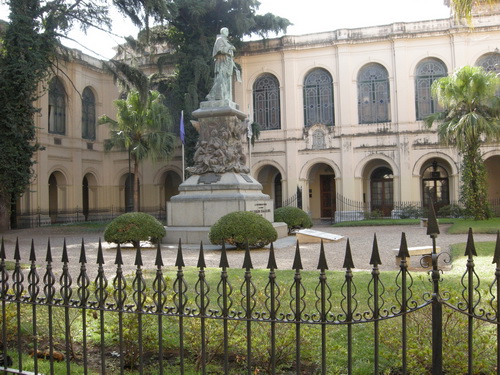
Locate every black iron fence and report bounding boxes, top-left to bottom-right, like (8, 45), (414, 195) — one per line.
(282, 186), (303, 210)
(334, 194), (500, 222)
(1, 212), (500, 374)
(13, 205), (167, 229)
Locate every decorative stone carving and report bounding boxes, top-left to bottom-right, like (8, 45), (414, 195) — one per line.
(312, 129), (326, 149)
(186, 115), (250, 175)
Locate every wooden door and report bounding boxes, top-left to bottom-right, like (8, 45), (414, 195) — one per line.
(320, 175), (335, 218)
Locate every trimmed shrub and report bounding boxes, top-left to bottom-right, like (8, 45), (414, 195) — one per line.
(104, 212), (166, 248)
(209, 211), (277, 249)
(274, 206), (313, 234)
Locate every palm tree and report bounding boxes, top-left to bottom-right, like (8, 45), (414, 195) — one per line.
(99, 89), (176, 211)
(447, 0), (499, 23)
(425, 65), (500, 220)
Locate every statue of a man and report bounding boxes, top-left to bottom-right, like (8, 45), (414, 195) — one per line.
(206, 27), (241, 101)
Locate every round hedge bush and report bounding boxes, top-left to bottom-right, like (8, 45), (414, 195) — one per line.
(209, 211), (277, 249)
(104, 212), (166, 248)
(274, 206), (313, 234)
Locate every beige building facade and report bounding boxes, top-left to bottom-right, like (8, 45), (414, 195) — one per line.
(12, 12), (500, 227)
(235, 13), (500, 220)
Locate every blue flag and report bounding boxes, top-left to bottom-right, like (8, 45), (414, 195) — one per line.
(180, 110), (185, 145)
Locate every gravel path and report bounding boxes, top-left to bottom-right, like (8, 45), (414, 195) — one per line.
(1, 223), (498, 280)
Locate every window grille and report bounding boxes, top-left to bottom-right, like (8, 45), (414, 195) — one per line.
(415, 58), (447, 120)
(48, 77), (66, 135)
(82, 87), (96, 140)
(476, 52), (500, 74)
(357, 64), (391, 124)
(303, 68), (334, 127)
(253, 74), (280, 130)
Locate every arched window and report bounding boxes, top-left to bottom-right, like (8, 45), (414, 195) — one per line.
(253, 74), (280, 130)
(415, 58), (447, 120)
(48, 77), (66, 135)
(422, 161), (449, 210)
(476, 53), (500, 74)
(303, 68), (334, 127)
(82, 87), (96, 140)
(357, 64), (390, 124)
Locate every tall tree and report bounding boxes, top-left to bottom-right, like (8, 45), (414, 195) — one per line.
(0, 0), (111, 231)
(0, 0), (172, 231)
(118, 0), (291, 167)
(425, 65), (500, 220)
(99, 89), (176, 211)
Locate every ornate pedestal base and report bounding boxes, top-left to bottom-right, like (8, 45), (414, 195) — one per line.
(165, 172), (287, 244)
(164, 102), (287, 245)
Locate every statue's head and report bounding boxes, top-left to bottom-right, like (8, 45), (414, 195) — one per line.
(220, 27), (229, 37)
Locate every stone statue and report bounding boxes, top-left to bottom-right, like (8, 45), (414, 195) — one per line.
(206, 27), (241, 101)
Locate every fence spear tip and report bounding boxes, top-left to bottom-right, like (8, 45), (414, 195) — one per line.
(197, 242), (206, 269)
(79, 239), (87, 264)
(464, 228), (477, 257)
(343, 239), (355, 269)
(45, 238), (53, 263)
(370, 233), (382, 266)
(61, 239), (69, 263)
(493, 231), (500, 265)
(0, 238), (5, 260)
(134, 244), (143, 267)
(14, 237), (21, 261)
(219, 242), (229, 269)
(29, 239), (36, 262)
(155, 242), (163, 267)
(426, 203), (440, 238)
(175, 239), (185, 268)
(115, 243), (123, 265)
(292, 241), (303, 270)
(397, 232), (410, 259)
(267, 242), (278, 270)
(242, 241), (253, 270)
(96, 238), (104, 265)
(317, 239), (328, 270)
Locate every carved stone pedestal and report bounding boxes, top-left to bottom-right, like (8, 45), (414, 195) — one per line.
(164, 102), (286, 245)
(165, 172), (283, 244)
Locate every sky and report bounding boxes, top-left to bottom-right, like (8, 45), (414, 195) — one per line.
(0, 0), (451, 60)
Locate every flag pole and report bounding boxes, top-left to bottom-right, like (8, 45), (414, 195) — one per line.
(180, 110), (185, 181)
(182, 142), (185, 182)
(247, 105), (252, 175)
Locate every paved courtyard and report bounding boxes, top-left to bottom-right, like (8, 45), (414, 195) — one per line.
(1, 222), (498, 280)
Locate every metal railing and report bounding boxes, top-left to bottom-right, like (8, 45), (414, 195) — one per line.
(1, 209), (500, 374)
(281, 186), (303, 209)
(13, 205), (167, 229)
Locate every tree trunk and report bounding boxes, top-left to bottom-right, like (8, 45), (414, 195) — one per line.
(133, 158), (140, 212)
(0, 195), (11, 232)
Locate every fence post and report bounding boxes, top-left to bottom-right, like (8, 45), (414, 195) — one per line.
(427, 204), (442, 375)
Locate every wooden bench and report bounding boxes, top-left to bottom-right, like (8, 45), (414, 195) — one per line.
(393, 246), (440, 268)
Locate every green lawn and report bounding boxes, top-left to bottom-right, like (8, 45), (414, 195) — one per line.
(332, 217), (500, 235)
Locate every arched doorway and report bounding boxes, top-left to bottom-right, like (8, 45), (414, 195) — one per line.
(82, 173), (98, 221)
(48, 171), (66, 224)
(124, 173), (139, 212)
(307, 163), (335, 220)
(370, 167), (393, 217)
(421, 160), (450, 210)
(164, 171), (182, 202)
(83, 176), (89, 220)
(274, 173), (282, 209)
(485, 155), (500, 215)
(256, 165), (282, 209)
